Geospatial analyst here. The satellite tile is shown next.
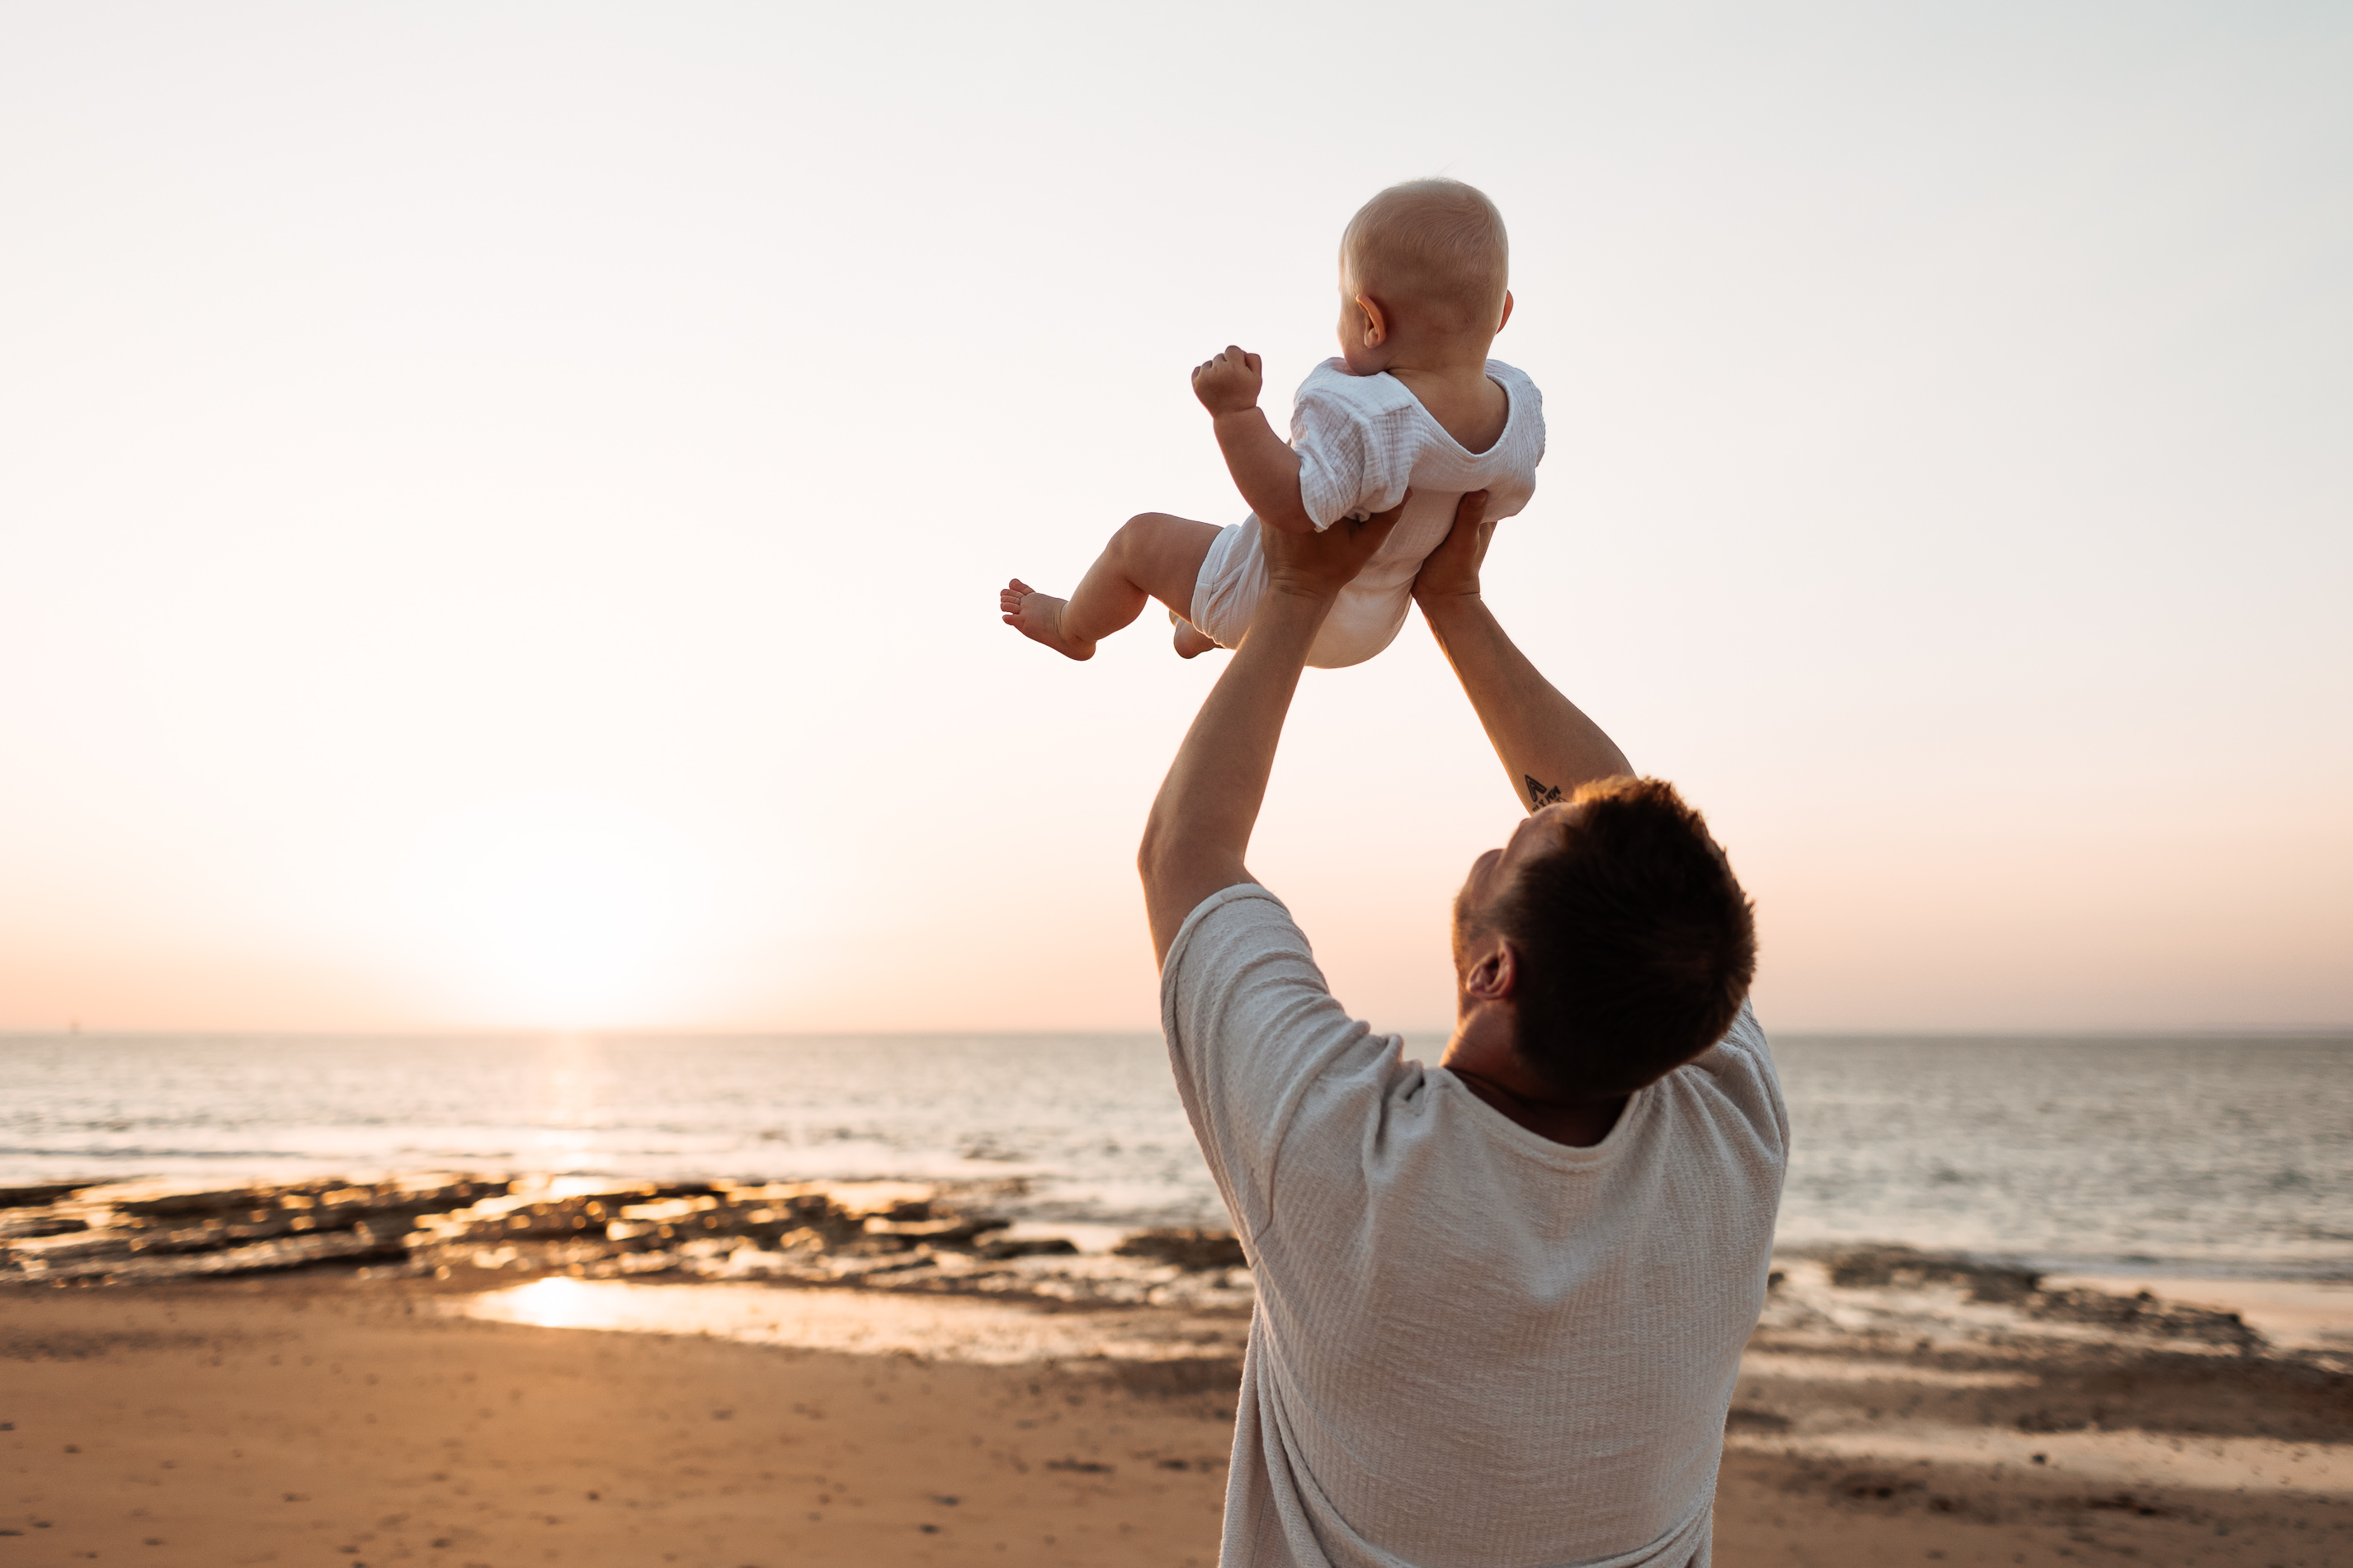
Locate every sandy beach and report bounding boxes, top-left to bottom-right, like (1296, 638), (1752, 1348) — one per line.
(5, 1180), (2349, 1566)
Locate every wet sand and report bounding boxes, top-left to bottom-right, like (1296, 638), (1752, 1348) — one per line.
(4, 1269), (2349, 1567)
(6, 1180), (2351, 1565)
(2, 1276), (1241, 1566)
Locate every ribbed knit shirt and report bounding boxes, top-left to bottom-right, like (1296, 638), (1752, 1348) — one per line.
(1160, 885), (1788, 1568)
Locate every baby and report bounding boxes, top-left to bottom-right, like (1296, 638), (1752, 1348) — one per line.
(1001, 177), (1544, 670)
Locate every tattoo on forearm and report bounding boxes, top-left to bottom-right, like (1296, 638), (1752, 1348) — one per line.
(1525, 775), (1564, 808)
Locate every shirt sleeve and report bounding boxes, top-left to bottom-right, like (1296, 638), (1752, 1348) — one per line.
(1291, 383), (1411, 531)
(1159, 884), (1392, 1243)
(1679, 1001), (1790, 1165)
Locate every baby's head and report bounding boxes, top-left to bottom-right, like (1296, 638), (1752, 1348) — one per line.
(1337, 178), (1511, 374)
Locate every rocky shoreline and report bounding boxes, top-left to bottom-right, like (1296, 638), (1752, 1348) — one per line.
(1767, 1244), (2281, 1358)
(10, 1175), (2351, 1378)
(0, 1174), (1254, 1309)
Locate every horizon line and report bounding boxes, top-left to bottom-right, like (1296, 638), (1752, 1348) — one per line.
(5, 1024), (2351, 1043)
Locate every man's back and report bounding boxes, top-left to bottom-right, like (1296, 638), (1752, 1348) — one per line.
(1164, 887), (1787, 1568)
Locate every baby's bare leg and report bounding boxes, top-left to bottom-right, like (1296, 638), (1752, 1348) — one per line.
(1001, 513), (1221, 662)
(1170, 616), (1219, 658)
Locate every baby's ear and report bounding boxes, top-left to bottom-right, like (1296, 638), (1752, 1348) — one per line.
(1497, 290), (1515, 333)
(1355, 294), (1389, 346)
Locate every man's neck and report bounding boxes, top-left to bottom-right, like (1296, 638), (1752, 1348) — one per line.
(1449, 1067), (1628, 1148)
(1441, 1012), (1629, 1148)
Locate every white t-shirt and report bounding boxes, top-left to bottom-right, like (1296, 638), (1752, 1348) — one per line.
(1159, 884), (1788, 1568)
(1188, 359), (1547, 670)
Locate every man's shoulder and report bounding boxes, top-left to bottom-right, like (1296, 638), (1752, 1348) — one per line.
(1162, 883), (1308, 986)
(1157, 881), (1393, 1236)
(1673, 1001), (1775, 1081)
(1714, 998), (1768, 1052)
(1654, 1001), (1787, 1155)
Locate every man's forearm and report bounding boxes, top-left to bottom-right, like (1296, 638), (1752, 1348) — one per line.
(1211, 410), (1314, 534)
(1420, 591), (1632, 812)
(1139, 589), (1328, 963)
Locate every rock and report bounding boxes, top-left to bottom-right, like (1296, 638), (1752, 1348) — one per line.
(1823, 1245), (2041, 1302)
(606, 1194), (857, 1250)
(862, 1216), (1012, 1247)
(21, 1228), (412, 1282)
(111, 1187), (282, 1219)
(0, 1215), (87, 1241)
(979, 1236), (1078, 1260)
(0, 1183), (96, 1211)
(1726, 1406), (1792, 1431)
(1115, 1227), (1247, 1272)
(111, 1180), (517, 1258)
(442, 1199), (620, 1243)
(6, 1231), (138, 1268)
(2025, 1286), (2266, 1351)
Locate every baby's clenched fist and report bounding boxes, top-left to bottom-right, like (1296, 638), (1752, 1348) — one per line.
(1191, 345), (1263, 415)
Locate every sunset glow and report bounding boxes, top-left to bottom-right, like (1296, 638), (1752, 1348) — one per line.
(398, 803), (723, 1026)
(1, 5), (2346, 1033)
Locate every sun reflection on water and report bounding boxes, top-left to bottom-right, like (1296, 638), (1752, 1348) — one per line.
(455, 1278), (1199, 1365)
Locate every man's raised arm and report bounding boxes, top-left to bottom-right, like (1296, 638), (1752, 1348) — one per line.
(1139, 506), (1405, 964)
(1412, 491), (1633, 812)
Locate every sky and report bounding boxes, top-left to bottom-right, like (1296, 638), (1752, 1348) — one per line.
(1, 2), (2347, 1034)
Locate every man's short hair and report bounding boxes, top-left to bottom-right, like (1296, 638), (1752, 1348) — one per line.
(1496, 776), (1757, 1097)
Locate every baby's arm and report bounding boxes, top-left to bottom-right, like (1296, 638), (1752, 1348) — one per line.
(1191, 346), (1315, 535)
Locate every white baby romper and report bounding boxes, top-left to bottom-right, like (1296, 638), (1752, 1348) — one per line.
(1187, 357), (1546, 669)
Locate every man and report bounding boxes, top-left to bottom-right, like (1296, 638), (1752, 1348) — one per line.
(1139, 491), (1785, 1567)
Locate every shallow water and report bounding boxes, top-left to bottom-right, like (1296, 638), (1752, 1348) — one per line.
(1769, 1034), (2353, 1275)
(3, 1029), (2347, 1276)
(459, 1276), (1229, 1364)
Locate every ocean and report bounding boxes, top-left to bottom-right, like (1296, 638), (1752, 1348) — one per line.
(2, 1029), (2346, 1279)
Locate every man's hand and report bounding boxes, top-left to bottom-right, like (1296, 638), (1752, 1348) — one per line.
(1261, 494), (1408, 605)
(1191, 345), (1264, 416)
(1411, 490), (1494, 609)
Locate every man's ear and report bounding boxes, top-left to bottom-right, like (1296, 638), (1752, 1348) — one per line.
(1353, 293), (1389, 348)
(1464, 936), (1520, 1003)
(1496, 290), (1514, 334)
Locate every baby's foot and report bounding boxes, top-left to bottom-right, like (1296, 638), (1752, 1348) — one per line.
(1000, 579), (1096, 661)
(1171, 616), (1219, 659)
